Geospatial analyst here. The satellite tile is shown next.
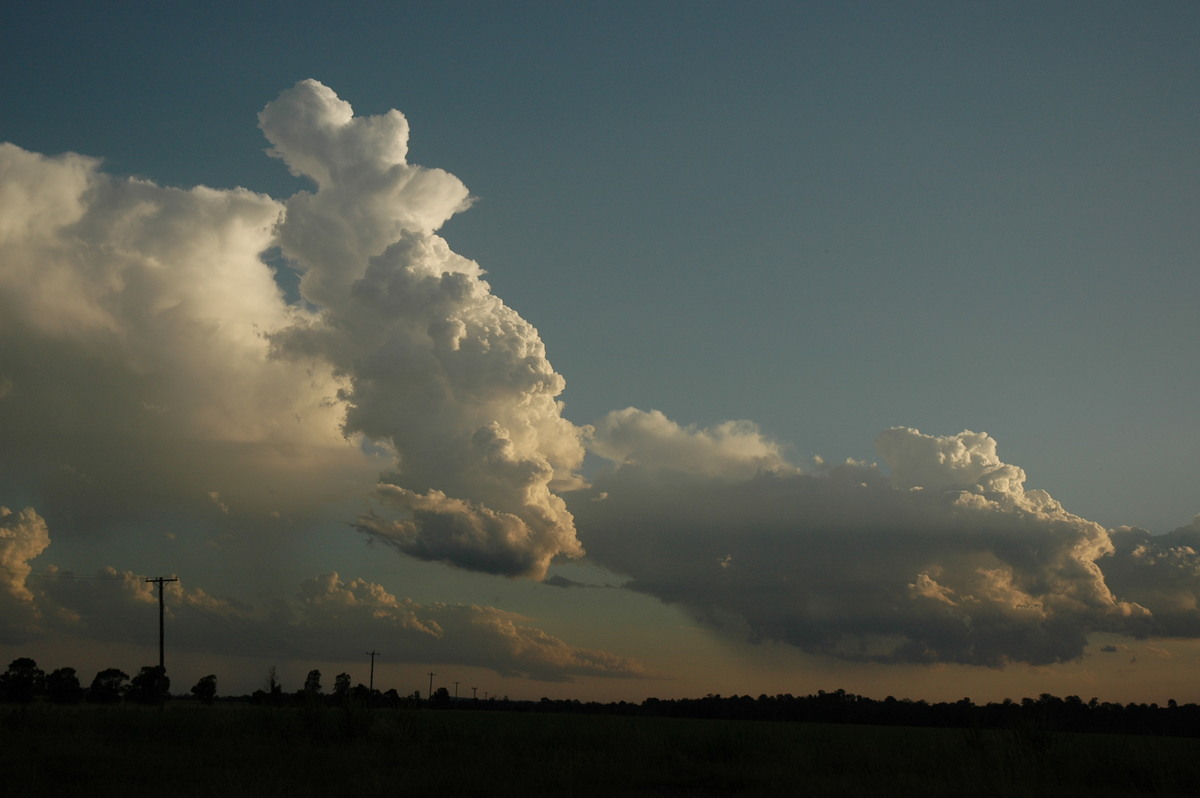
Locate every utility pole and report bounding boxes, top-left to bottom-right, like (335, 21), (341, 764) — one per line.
(145, 576), (178, 671)
(453, 681), (460, 699)
(471, 686), (477, 700)
(427, 671), (435, 700)
(366, 650), (380, 692)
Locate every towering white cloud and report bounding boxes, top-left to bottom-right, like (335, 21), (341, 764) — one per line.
(0, 141), (368, 534)
(0, 507), (48, 602)
(877, 427), (1032, 499)
(258, 79), (473, 304)
(0, 81), (586, 580)
(0, 507), (49, 642)
(576, 421), (1159, 666)
(261, 80), (586, 579)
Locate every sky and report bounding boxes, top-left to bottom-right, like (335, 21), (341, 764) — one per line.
(2, 1), (1199, 704)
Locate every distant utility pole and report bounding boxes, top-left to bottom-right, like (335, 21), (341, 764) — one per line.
(145, 576), (178, 671)
(471, 686), (477, 700)
(453, 681), (460, 699)
(366, 650), (380, 692)
(427, 671), (435, 700)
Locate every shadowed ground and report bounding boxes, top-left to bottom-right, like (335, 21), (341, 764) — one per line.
(2, 703), (1197, 796)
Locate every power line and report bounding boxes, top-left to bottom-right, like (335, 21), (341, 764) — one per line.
(0, 565), (129, 581)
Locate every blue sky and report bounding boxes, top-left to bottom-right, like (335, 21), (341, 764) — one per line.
(2, 2), (1199, 702)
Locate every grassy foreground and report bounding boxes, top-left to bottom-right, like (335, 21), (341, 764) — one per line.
(2, 702), (1198, 797)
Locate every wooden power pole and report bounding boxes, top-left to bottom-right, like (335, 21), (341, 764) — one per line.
(366, 650), (380, 692)
(145, 576), (179, 671)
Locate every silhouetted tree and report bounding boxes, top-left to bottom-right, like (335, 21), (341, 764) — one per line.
(45, 667), (84, 704)
(127, 665), (170, 704)
(431, 686), (451, 707)
(303, 669), (322, 696)
(88, 668), (129, 703)
(0, 657), (45, 703)
(333, 672), (351, 701)
(250, 666), (284, 705)
(190, 674), (217, 704)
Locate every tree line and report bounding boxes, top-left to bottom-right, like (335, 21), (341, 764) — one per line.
(0, 657), (190, 705)
(0, 657), (405, 708)
(4, 656), (1197, 736)
(247, 665), (420, 707)
(523, 689), (1200, 737)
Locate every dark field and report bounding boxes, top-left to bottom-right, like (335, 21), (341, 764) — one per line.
(2, 703), (1198, 797)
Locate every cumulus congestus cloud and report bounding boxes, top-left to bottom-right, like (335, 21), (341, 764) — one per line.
(0, 80), (585, 578)
(260, 80), (586, 579)
(0, 141), (363, 530)
(575, 421), (1159, 667)
(0, 507), (50, 641)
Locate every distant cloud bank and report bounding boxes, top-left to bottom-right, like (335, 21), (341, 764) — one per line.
(574, 418), (1198, 666)
(0, 507), (641, 681)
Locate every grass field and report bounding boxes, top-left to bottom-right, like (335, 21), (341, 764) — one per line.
(2, 702), (1198, 796)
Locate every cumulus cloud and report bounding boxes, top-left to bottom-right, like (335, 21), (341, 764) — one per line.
(0, 507), (49, 601)
(258, 80), (473, 304)
(1101, 517), (1200, 636)
(590, 408), (793, 478)
(289, 572), (642, 681)
(877, 427), (1031, 498)
(260, 80), (586, 578)
(0, 519), (638, 682)
(0, 140), (369, 534)
(575, 422), (1170, 667)
(0, 507), (50, 640)
(0, 523), (255, 654)
(0, 80), (585, 579)
(356, 484), (579, 578)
